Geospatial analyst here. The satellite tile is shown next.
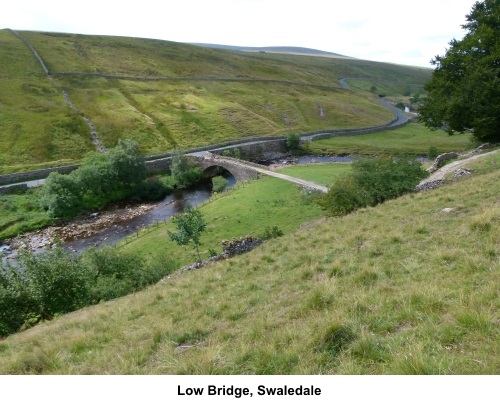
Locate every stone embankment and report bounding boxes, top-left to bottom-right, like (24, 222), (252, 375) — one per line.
(175, 235), (263, 273)
(416, 144), (499, 191)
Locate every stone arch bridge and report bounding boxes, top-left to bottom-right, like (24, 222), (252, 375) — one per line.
(192, 153), (261, 182)
(192, 153), (328, 193)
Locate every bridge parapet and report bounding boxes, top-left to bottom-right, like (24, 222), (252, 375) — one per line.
(193, 154), (260, 182)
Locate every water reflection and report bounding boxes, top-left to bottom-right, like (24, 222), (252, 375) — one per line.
(64, 175), (235, 253)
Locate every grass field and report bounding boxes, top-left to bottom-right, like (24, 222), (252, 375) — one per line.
(0, 154), (498, 374)
(118, 176), (325, 265)
(277, 163), (352, 186)
(306, 123), (473, 156)
(0, 29), (431, 173)
(0, 189), (53, 240)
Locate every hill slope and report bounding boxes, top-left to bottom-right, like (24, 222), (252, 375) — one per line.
(0, 157), (498, 374)
(190, 44), (353, 58)
(0, 29), (431, 174)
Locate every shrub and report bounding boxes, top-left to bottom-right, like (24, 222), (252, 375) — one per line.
(0, 266), (37, 336)
(428, 146), (439, 159)
(260, 225), (284, 240)
(133, 175), (174, 201)
(211, 176), (229, 192)
(19, 247), (95, 320)
(39, 140), (149, 218)
(352, 157), (427, 204)
(170, 149), (202, 188)
(39, 172), (83, 219)
(321, 175), (372, 216)
(286, 133), (301, 151)
(322, 157), (427, 216)
(83, 247), (175, 301)
(0, 245), (177, 337)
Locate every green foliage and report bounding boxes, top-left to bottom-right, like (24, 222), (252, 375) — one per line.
(286, 133), (301, 151)
(0, 245), (176, 337)
(39, 140), (150, 218)
(211, 176), (229, 192)
(83, 247), (176, 301)
(260, 225), (284, 240)
(133, 175), (174, 201)
(321, 175), (371, 216)
(19, 247), (94, 320)
(0, 266), (37, 336)
(352, 157), (428, 204)
(321, 157), (427, 216)
(419, 0), (500, 142)
(428, 146), (439, 159)
(38, 172), (83, 219)
(168, 207), (207, 261)
(170, 149), (202, 188)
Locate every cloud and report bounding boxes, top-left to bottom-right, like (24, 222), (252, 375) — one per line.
(0, 0), (479, 67)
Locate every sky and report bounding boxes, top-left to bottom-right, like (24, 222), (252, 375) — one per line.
(1, 0), (479, 68)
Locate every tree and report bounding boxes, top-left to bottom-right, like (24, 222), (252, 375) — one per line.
(168, 207), (207, 262)
(418, 0), (500, 143)
(170, 149), (202, 188)
(286, 133), (301, 151)
(40, 140), (149, 218)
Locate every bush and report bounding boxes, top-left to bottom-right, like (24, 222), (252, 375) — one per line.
(428, 146), (439, 159)
(39, 172), (83, 219)
(286, 133), (301, 151)
(170, 149), (202, 188)
(83, 247), (176, 301)
(352, 157), (427, 204)
(321, 175), (372, 216)
(19, 247), (95, 320)
(39, 140), (149, 218)
(260, 225), (284, 240)
(0, 267), (37, 336)
(211, 176), (229, 192)
(322, 157), (427, 216)
(0, 246), (177, 337)
(133, 175), (174, 201)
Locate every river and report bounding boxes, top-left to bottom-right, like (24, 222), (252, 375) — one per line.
(1, 155), (353, 259)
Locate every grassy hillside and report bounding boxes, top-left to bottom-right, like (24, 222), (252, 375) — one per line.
(0, 29), (431, 173)
(0, 30), (94, 174)
(0, 155), (498, 374)
(307, 123), (473, 156)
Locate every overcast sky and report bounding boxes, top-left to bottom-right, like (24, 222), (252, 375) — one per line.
(1, 0), (478, 67)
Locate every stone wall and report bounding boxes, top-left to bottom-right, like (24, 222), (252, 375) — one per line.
(0, 165), (79, 186)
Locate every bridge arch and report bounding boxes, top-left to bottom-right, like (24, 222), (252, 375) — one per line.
(192, 154), (260, 182)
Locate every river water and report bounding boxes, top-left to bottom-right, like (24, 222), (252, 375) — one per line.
(63, 176), (236, 252)
(1, 155), (351, 258)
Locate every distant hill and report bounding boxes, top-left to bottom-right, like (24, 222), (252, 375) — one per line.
(0, 29), (430, 174)
(190, 43), (354, 58)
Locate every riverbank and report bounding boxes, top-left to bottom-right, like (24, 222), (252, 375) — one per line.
(1, 202), (157, 260)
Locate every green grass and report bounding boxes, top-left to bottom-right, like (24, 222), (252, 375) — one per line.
(0, 154), (498, 374)
(0, 29), (431, 173)
(277, 163), (352, 186)
(0, 30), (95, 174)
(0, 189), (53, 240)
(119, 176), (324, 265)
(306, 123), (473, 156)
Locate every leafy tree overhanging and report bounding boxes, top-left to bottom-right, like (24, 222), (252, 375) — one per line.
(418, 0), (500, 143)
